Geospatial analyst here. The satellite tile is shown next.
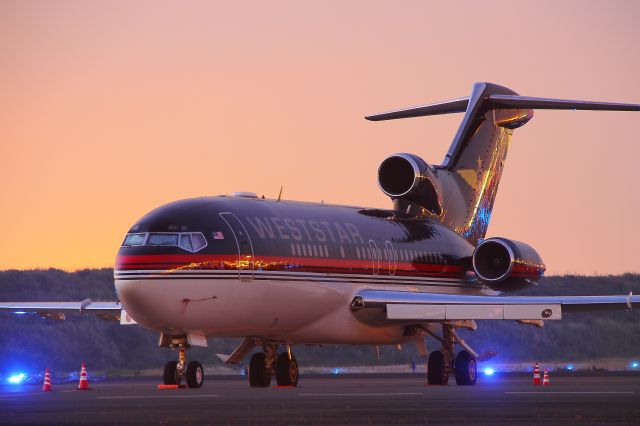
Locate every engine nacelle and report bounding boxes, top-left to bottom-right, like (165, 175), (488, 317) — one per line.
(377, 153), (441, 214)
(472, 237), (545, 291)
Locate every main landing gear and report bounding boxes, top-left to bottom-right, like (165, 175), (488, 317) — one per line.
(160, 335), (205, 388)
(426, 324), (477, 386)
(249, 343), (299, 387)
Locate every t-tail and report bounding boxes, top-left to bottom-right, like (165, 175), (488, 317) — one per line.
(367, 82), (640, 245)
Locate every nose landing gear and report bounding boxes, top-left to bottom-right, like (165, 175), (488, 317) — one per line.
(161, 338), (205, 388)
(249, 343), (299, 387)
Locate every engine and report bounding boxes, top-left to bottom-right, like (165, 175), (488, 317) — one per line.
(472, 237), (545, 291)
(377, 153), (441, 214)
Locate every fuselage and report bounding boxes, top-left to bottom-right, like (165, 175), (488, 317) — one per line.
(115, 194), (493, 345)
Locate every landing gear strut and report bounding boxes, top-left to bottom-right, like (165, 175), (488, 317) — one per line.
(426, 324), (477, 386)
(161, 336), (205, 388)
(249, 343), (299, 388)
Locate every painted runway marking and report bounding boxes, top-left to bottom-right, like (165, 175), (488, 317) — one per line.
(97, 394), (220, 399)
(506, 391), (635, 395)
(299, 392), (424, 396)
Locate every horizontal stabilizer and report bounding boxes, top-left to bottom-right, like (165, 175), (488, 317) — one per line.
(366, 90), (640, 121)
(365, 97), (469, 121)
(487, 94), (640, 111)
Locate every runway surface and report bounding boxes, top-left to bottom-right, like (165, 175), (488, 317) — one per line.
(1, 373), (639, 425)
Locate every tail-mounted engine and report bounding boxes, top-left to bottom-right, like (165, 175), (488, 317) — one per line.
(472, 237), (545, 291)
(377, 153), (442, 215)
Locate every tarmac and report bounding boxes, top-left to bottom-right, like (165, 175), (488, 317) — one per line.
(1, 373), (639, 425)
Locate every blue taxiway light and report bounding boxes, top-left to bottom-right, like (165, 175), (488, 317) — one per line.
(7, 373), (27, 384)
(483, 367), (495, 376)
(630, 361), (639, 369)
(13, 311), (27, 315)
(566, 364), (574, 371)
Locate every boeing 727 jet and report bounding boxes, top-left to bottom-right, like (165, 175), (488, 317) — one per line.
(2, 82), (640, 388)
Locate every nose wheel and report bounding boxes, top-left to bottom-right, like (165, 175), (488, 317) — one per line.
(276, 352), (299, 386)
(163, 348), (205, 388)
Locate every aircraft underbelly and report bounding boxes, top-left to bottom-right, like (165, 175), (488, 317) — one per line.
(115, 272), (474, 344)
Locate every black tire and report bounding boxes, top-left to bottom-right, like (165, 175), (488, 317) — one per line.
(427, 350), (449, 385)
(186, 361), (205, 388)
(275, 353), (299, 387)
(249, 352), (271, 387)
(454, 350), (477, 385)
(163, 361), (179, 385)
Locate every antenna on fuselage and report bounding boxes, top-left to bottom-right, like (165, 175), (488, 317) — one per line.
(277, 186), (283, 202)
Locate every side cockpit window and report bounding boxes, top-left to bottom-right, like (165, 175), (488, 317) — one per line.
(191, 233), (206, 251)
(121, 232), (208, 253)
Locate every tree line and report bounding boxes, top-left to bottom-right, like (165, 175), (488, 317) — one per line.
(1, 269), (639, 373)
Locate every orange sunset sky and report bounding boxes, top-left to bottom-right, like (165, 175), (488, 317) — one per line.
(1, 1), (639, 274)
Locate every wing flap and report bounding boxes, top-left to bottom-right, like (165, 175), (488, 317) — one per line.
(353, 290), (639, 321)
(387, 303), (562, 321)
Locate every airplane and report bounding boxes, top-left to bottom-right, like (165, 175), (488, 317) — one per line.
(2, 82), (640, 389)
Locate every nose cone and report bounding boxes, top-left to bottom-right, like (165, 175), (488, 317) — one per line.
(115, 278), (170, 332)
(115, 279), (185, 332)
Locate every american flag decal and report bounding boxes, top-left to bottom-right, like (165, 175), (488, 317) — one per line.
(212, 231), (225, 240)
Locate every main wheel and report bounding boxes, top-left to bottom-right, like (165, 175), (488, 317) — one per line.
(454, 350), (477, 385)
(186, 361), (205, 388)
(249, 352), (271, 387)
(275, 353), (299, 387)
(163, 361), (179, 385)
(427, 350), (449, 385)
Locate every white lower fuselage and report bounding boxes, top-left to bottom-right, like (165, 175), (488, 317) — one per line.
(115, 269), (483, 345)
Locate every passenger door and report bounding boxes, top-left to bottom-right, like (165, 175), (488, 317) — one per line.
(219, 212), (255, 281)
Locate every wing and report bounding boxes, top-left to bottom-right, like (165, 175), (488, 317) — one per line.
(0, 299), (131, 323)
(351, 290), (640, 321)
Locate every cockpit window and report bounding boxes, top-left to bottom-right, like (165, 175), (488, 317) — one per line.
(191, 233), (207, 251)
(121, 232), (208, 253)
(148, 233), (179, 246)
(122, 233), (146, 246)
(179, 234), (193, 252)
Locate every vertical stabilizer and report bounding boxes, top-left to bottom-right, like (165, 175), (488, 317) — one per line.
(437, 83), (533, 244)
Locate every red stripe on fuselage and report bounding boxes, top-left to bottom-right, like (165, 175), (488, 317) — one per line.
(115, 254), (465, 278)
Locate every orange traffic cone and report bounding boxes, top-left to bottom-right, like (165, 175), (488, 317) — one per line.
(77, 362), (90, 390)
(542, 369), (550, 385)
(42, 368), (52, 392)
(532, 362), (541, 385)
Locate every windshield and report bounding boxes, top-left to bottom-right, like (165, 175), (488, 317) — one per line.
(121, 232), (208, 252)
